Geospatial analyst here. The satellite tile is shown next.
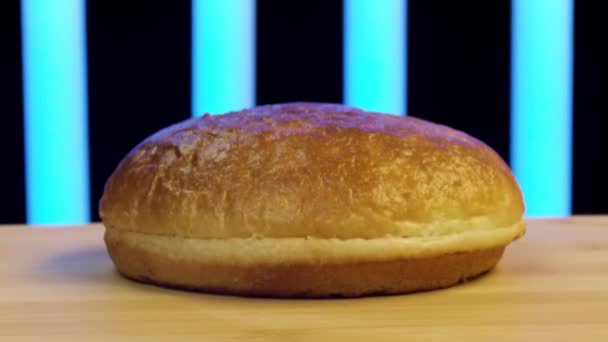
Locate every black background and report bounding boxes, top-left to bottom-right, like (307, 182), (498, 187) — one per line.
(0, 0), (606, 223)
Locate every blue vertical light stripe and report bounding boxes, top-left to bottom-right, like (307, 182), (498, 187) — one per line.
(22, 0), (90, 224)
(192, 0), (256, 116)
(511, 0), (573, 217)
(344, 0), (407, 115)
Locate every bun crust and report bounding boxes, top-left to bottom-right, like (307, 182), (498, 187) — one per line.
(100, 103), (525, 297)
(106, 233), (506, 298)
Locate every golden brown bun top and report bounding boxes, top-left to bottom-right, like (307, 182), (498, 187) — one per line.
(100, 103), (524, 239)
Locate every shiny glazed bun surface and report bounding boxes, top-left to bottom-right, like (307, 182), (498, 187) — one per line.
(101, 102), (525, 297)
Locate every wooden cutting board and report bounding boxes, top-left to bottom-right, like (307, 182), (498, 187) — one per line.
(1, 216), (607, 341)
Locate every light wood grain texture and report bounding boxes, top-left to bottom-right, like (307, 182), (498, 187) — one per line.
(1, 217), (607, 341)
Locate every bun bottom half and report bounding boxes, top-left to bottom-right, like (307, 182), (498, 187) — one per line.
(104, 224), (522, 297)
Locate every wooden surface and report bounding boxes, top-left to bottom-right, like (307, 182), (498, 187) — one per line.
(1, 217), (607, 341)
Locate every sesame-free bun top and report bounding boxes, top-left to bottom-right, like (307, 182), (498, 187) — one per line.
(99, 102), (524, 241)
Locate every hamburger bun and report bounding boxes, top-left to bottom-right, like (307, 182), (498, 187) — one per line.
(100, 102), (525, 297)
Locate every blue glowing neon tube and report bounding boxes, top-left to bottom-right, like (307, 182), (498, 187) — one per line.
(344, 0), (407, 115)
(192, 0), (256, 116)
(511, 0), (573, 216)
(22, 0), (90, 224)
